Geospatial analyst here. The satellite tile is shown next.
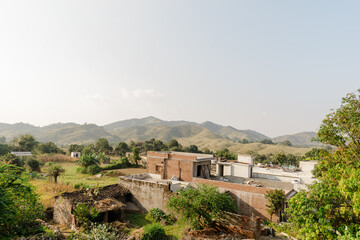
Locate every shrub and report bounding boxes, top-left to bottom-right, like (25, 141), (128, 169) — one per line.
(141, 223), (166, 240)
(0, 163), (44, 238)
(25, 158), (41, 172)
(87, 164), (102, 175)
(38, 154), (75, 163)
(73, 203), (99, 229)
(75, 223), (126, 240)
(146, 208), (175, 225)
(167, 184), (236, 230)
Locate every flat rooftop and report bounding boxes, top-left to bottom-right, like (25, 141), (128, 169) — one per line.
(150, 151), (214, 160)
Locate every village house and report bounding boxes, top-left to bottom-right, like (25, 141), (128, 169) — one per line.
(146, 151), (213, 182)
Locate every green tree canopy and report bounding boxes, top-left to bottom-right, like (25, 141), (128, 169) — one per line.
(286, 89), (360, 239)
(95, 138), (113, 153)
(11, 134), (38, 151)
(167, 184), (236, 230)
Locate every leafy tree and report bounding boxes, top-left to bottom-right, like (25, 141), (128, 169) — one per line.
(95, 138), (113, 153)
(240, 139), (250, 144)
(185, 145), (202, 153)
(47, 164), (65, 183)
(273, 153), (287, 165)
(76, 154), (100, 168)
(168, 139), (180, 149)
(0, 136), (5, 143)
(216, 148), (237, 160)
(0, 143), (10, 156)
(25, 158), (41, 172)
(0, 153), (24, 167)
(37, 142), (64, 154)
(114, 142), (130, 157)
(286, 89), (360, 239)
(11, 134), (38, 151)
(68, 144), (84, 154)
(278, 140), (292, 146)
(260, 139), (274, 145)
(264, 189), (285, 221)
(144, 138), (167, 151)
(0, 163), (44, 238)
(132, 147), (141, 166)
(167, 184), (236, 230)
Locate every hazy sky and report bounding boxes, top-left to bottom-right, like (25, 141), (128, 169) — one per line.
(0, 1), (359, 137)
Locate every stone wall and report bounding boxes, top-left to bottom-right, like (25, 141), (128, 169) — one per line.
(53, 196), (74, 226)
(118, 176), (172, 212)
(192, 177), (278, 221)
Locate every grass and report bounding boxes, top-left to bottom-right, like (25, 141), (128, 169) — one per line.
(125, 213), (189, 239)
(30, 162), (146, 209)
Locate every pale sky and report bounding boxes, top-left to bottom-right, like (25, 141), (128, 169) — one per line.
(0, 1), (359, 137)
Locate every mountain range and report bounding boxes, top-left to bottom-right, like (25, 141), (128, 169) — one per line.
(0, 117), (319, 150)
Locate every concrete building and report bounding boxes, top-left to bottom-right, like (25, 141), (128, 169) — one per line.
(70, 152), (81, 158)
(147, 151), (213, 182)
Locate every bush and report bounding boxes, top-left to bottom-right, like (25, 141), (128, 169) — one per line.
(25, 158), (41, 172)
(167, 184), (236, 230)
(141, 223), (166, 240)
(73, 203), (99, 229)
(146, 208), (175, 225)
(0, 163), (44, 238)
(87, 164), (102, 175)
(75, 223), (126, 240)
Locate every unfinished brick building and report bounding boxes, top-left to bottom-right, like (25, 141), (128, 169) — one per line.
(147, 151), (213, 182)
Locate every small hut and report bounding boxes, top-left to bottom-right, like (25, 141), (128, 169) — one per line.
(54, 184), (130, 228)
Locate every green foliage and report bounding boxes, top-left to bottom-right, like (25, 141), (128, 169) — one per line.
(68, 144), (85, 154)
(73, 203), (99, 229)
(215, 148), (237, 160)
(285, 89), (360, 239)
(11, 134), (38, 151)
(114, 142), (130, 157)
(75, 223), (126, 240)
(184, 144), (202, 153)
(132, 147), (141, 166)
(0, 153), (24, 167)
(278, 140), (292, 146)
(264, 189), (285, 221)
(74, 183), (91, 190)
(167, 184), (236, 230)
(144, 138), (167, 151)
(0, 163), (44, 238)
(0, 143), (10, 156)
(87, 164), (102, 175)
(97, 152), (110, 164)
(142, 223), (166, 240)
(37, 142), (64, 154)
(76, 153), (100, 170)
(25, 157), (41, 172)
(101, 157), (135, 170)
(47, 163), (65, 183)
(260, 139), (274, 145)
(95, 138), (113, 153)
(146, 208), (175, 225)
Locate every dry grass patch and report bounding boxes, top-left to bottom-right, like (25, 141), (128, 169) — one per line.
(31, 180), (75, 209)
(38, 154), (76, 163)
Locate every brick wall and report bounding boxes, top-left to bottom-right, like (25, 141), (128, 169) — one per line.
(192, 178), (277, 220)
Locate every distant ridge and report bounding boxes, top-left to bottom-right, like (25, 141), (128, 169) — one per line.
(0, 117), (318, 148)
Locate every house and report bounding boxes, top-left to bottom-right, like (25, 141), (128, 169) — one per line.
(146, 151), (214, 182)
(70, 152), (81, 158)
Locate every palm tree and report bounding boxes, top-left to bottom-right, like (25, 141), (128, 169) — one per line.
(48, 164), (65, 183)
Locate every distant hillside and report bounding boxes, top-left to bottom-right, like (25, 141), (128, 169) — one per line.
(200, 121), (269, 142)
(0, 122), (119, 145)
(0, 117), (317, 153)
(272, 132), (322, 147)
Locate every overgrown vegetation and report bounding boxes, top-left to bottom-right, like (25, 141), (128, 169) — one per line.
(0, 163), (44, 238)
(146, 208), (175, 225)
(167, 184), (236, 230)
(142, 223), (166, 240)
(264, 189), (285, 221)
(283, 89), (360, 239)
